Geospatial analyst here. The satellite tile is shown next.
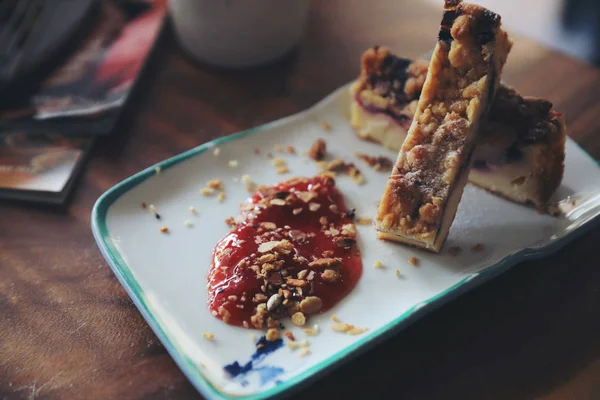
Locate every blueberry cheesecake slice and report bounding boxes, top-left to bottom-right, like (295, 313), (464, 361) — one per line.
(351, 47), (566, 211)
(376, 0), (512, 252)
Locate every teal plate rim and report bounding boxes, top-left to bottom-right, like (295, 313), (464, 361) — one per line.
(91, 86), (600, 400)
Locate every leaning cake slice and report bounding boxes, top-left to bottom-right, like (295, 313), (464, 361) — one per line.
(351, 47), (566, 211)
(375, 0), (512, 252)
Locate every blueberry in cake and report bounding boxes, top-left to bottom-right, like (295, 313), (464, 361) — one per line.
(375, 0), (513, 252)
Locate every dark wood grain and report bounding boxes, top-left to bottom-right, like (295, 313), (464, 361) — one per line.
(2, 1), (600, 399)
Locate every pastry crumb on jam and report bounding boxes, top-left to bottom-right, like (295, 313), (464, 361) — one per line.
(208, 176), (362, 329)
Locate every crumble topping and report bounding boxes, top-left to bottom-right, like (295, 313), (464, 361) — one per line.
(308, 139), (327, 161)
(376, 0), (512, 251)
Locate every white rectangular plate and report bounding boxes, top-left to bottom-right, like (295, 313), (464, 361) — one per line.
(92, 83), (600, 400)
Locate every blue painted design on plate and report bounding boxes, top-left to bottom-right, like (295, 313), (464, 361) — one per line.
(224, 336), (285, 386)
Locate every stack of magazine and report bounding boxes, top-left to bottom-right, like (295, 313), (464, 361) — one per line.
(0, 0), (165, 205)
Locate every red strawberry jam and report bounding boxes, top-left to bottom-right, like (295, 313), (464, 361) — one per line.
(208, 176), (362, 328)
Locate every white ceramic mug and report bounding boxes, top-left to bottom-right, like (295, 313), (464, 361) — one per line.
(169, 0), (310, 69)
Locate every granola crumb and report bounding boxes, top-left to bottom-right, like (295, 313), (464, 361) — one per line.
(284, 331), (295, 341)
(271, 157), (287, 167)
(276, 166), (290, 175)
(331, 315), (341, 323)
(355, 152), (394, 171)
(217, 192), (226, 203)
(293, 208), (303, 215)
(408, 257), (419, 266)
(266, 328), (280, 341)
(395, 268), (401, 277)
(202, 332), (215, 340)
(160, 226), (169, 234)
(307, 139), (327, 161)
(471, 243), (485, 252)
(356, 217), (372, 225)
(448, 246), (462, 256)
(189, 206), (197, 214)
(155, 166), (161, 175)
(228, 160), (238, 168)
(291, 312), (306, 327)
(213, 148), (220, 156)
(207, 179), (223, 190)
(302, 327), (319, 336)
(286, 145), (296, 154)
(299, 347), (311, 357)
(184, 220), (193, 227)
(347, 327), (366, 335)
(321, 121), (332, 132)
(200, 187), (214, 196)
(331, 323), (352, 333)
(373, 260), (383, 269)
(287, 339), (310, 350)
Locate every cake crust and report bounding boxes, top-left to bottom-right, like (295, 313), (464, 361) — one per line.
(375, 0), (512, 252)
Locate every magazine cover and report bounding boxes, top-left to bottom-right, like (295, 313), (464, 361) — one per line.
(0, 0), (165, 204)
(0, 0), (166, 136)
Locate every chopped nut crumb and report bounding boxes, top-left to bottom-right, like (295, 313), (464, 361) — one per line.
(213, 148), (220, 156)
(308, 202), (321, 212)
(331, 315), (341, 323)
(141, 202), (147, 209)
(274, 144), (283, 152)
(270, 198), (286, 206)
(291, 312), (306, 327)
(276, 166), (290, 175)
(355, 152), (394, 171)
(331, 323), (352, 333)
(408, 257), (419, 266)
(217, 192), (226, 203)
(347, 327), (367, 335)
(299, 347), (311, 357)
(373, 260), (383, 269)
(286, 145), (296, 154)
(160, 226), (169, 233)
(284, 331), (295, 341)
(271, 157), (287, 167)
(207, 179), (223, 190)
(293, 208), (303, 215)
(321, 121), (332, 132)
(287, 339), (309, 349)
(471, 243), (485, 252)
(395, 269), (401, 277)
(189, 206), (197, 214)
(302, 325), (320, 336)
(200, 187), (214, 196)
(228, 160), (238, 168)
(356, 217), (372, 225)
(243, 321), (249, 329)
(321, 269), (340, 283)
(202, 332), (215, 340)
(308, 139), (327, 161)
(184, 220), (193, 227)
(299, 297), (323, 314)
(266, 328), (280, 341)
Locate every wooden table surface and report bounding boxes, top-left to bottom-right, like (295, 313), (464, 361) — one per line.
(2, 1), (600, 399)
